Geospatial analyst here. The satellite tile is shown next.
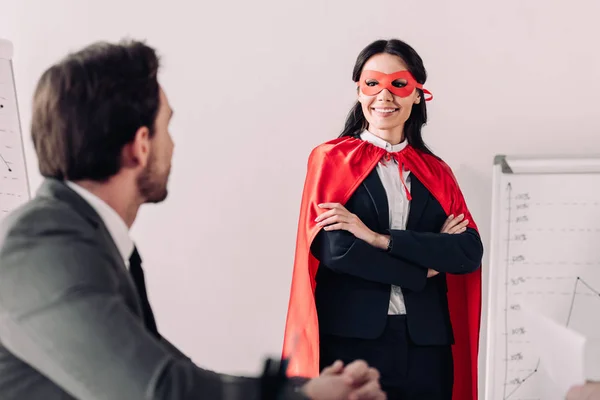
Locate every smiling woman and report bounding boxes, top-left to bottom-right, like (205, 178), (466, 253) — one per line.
(282, 38), (484, 400)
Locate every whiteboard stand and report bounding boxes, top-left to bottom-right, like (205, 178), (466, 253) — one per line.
(485, 154), (600, 400)
(0, 38), (30, 223)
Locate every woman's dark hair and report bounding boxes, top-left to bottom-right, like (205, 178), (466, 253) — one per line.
(340, 39), (435, 156)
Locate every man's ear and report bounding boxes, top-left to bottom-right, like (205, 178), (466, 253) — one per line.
(123, 126), (151, 168)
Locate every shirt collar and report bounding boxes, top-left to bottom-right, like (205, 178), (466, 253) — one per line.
(360, 130), (408, 153)
(66, 181), (134, 264)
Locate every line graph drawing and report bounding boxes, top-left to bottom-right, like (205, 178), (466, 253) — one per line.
(505, 359), (540, 400)
(566, 277), (600, 327)
(0, 151), (12, 171)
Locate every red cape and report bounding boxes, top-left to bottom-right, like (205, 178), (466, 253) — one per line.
(282, 136), (481, 400)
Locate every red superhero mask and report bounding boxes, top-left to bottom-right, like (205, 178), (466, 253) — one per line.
(358, 70), (433, 101)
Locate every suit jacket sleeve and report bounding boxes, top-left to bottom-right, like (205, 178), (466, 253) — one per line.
(311, 228), (428, 291)
(387, 227), (483, 274)
(0, 219), (309, 400)
(156, 336), (310, 400)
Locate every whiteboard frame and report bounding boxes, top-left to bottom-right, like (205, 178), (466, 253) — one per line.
(0, 38), (31, 200)
(484, 154), (600, 400)
(484, 155), (507, 400)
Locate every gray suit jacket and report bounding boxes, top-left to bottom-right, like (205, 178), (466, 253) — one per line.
(0, 179), (306, 400)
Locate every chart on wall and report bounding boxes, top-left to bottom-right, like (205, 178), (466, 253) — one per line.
(485, 155), (600, 400)
(0, 39), (30, 223)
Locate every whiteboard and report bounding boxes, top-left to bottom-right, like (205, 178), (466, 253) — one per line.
(485, 155), (600, 400)
(0, 38), (30, 222)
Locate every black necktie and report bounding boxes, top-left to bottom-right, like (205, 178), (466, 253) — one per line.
(129, 247), (159, 338)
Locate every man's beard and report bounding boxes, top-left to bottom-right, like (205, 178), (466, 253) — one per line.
(137, 153), (169, 204)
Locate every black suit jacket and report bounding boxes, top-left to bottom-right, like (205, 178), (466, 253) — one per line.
(311, 169), (483, 345)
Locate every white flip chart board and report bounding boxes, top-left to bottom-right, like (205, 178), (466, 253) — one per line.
(485, 154), (600, 400)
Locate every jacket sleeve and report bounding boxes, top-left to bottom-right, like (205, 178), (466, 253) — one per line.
(387, 227), (483, 274)
(311, 228), (428, 291)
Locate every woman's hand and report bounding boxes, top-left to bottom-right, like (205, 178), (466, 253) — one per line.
(315, 203), (386, 248)
(427, 214), (470, 278)
(440, 213), (469, 234)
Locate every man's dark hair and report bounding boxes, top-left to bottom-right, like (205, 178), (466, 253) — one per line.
(31, 39), (160, 181)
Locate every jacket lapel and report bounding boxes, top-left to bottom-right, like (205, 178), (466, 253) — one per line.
(406, 174), (429, 231)
(361, 169), (389, 231)
(37, 179), (146, 316)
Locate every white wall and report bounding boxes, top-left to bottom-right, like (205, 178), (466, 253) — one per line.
(2, 0), (600, 394)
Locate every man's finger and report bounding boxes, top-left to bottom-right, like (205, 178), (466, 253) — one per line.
(366, 367), (380, 382)
(321, 360), (344, 376)
(566, 385), (583, 400)
(349, 380), (383, 400)
(343, 360), (371, 384)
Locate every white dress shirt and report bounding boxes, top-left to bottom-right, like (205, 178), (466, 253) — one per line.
(66, 181), (134, 268)
(360, 130), (411, 315)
